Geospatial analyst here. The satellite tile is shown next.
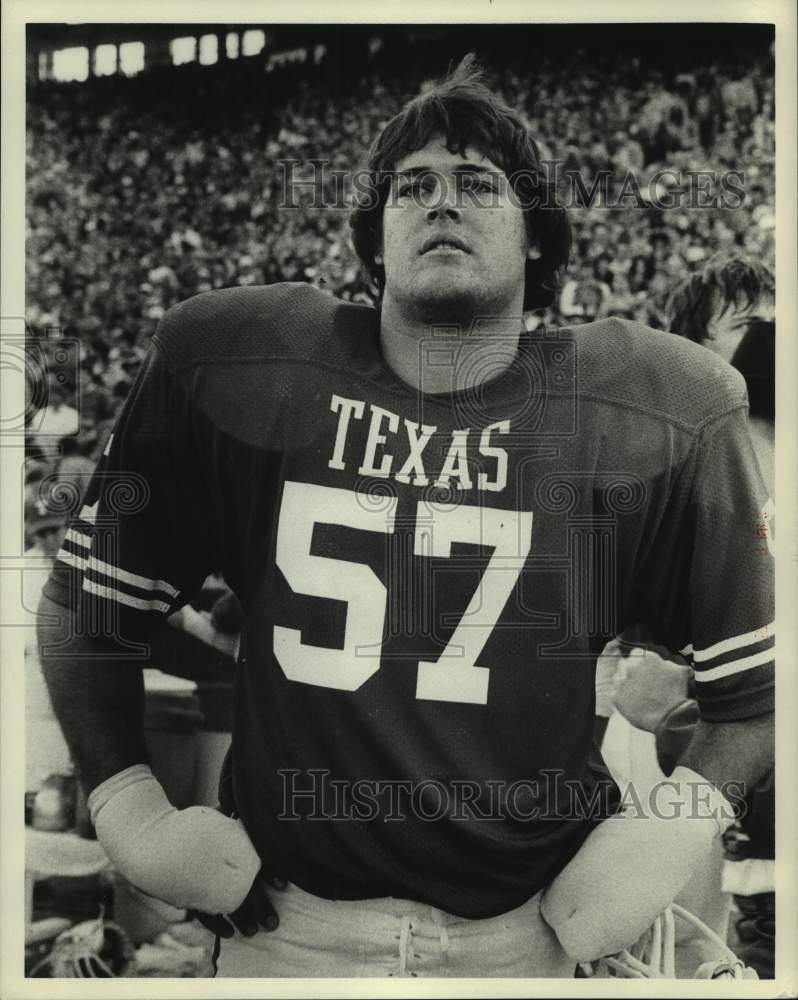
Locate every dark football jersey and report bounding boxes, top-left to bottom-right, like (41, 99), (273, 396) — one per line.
(45, 283), (774, 918)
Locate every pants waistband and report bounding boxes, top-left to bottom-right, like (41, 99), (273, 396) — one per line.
(282, 880), (541, 930)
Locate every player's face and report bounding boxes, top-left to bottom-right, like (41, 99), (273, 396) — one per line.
(380, 139), (530, 320)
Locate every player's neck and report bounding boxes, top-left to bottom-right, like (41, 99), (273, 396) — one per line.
(379, 301), (525, 395)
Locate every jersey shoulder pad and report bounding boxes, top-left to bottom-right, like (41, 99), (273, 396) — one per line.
(153, 282), (362, 369)
(572, 316), (747, 431)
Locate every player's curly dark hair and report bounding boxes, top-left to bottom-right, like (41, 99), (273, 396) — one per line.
(667, 253), (774, 343)
(348, 54), (571, 311)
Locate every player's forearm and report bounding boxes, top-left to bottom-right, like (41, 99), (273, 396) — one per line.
(37, 592), (148, 793)
(678, 713), (774, 800)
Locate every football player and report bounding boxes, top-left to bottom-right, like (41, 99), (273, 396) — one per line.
(592, 255), (776, 976)
(667, 251), (775, 363)
(38, 56), (773, 977)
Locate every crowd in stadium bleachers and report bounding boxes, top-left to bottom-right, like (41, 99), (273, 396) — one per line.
(25, 30), (775, 490)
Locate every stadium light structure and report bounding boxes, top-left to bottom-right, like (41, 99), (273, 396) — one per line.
(94, 44), (117, 77)
(119, 42), (144, 76)
(52, 46), (89, 82)
(225, 32), (240, 59)
(198, 34), (219, 66)
(241, 30), (265, 57)
(170, 36), (197, 66)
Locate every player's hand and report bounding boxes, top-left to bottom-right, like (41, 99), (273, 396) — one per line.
(604, 639), (692, 733)
(190, 872), (286, 939)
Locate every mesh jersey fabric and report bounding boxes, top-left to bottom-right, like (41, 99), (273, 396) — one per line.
(45, 282), (774, 918)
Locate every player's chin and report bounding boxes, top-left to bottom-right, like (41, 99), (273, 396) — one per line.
(409, 275), (481, 315)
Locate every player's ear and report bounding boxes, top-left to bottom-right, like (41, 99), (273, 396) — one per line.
(374, 251), (384, 265)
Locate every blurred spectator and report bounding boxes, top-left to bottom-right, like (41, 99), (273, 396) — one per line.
(25, 495), (67, 561)
(559, 261), (611, 322)
(24, 495), (72, 792)
(30, 380), (79, 456)
(52, 437), (97, 503)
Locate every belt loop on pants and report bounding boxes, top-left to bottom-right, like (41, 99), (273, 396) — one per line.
(429, 907), (450, 953)
(396, 915), (415, 977)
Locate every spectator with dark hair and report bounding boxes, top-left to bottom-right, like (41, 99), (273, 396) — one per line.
(667, 253), (774, 360)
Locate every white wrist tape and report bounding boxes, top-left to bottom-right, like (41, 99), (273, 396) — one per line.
(722, 858), (775, 896)
(540, 767), (735, 962)
(88, 764), (260, 913)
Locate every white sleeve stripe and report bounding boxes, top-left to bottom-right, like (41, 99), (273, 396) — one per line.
(59, 548), (87, 570)
(693, 622), (775, 663)
(64, 528), (91, 551)
(83, 579), (172, 615)
(88, 557), (179, 597)
(680, 643), (693, 657)
(694, 647), (774, 682)
(56, 541), (180, 599)
(697, 636), (774, 671)
(79, 501), (99, 525)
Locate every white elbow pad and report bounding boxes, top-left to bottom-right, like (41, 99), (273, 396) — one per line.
(540, 767), (735, 962)
(89, 764), (261, 914)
